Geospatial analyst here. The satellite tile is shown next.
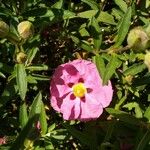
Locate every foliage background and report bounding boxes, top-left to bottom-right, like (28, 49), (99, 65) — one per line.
(0, 0), (150, 149)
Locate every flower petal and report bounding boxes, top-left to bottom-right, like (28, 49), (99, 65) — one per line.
(101, 81), (113, 107)
(60, 94), (81, 120)
(79, 94), (103, 121)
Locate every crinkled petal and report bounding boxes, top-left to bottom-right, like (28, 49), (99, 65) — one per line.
(79, 94), (103, 121)
(60, 94), (81, 120)
(101, 81), (113, 107)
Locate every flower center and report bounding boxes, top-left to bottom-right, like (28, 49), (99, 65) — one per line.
(72, 83), (87, 98)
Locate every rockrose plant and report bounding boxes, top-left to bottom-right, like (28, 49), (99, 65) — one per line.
(50, 59), (113, 121)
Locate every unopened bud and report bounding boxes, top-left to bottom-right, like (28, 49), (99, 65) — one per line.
(16, 52), (27, 64)
(144, 51), (150, 71)
(127, 27), (150, 52)
(17, 21), (34, 39)
(0, 21), (9, 38)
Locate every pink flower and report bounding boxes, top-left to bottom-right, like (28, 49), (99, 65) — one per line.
(0, 136), (6, 145)
(50, 59), (113, 121)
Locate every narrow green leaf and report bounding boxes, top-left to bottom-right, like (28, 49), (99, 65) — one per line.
(29, 92), (42, 118)
(77, 10), (98, 19)
(31, 74), (50, 81)
(114, 7), (132, 47)
(103, 55), (121, 85)
(114, 0), (127, 12)
(16, 64), (27, 100)
(71, 35), (93, 52)
(89, 17), (102, 50)
(27, 47), (38, 64)
(0, 72), (6, 78)
(26, 65), (48, 71)
(123, 63), (146, 76)
(39, 101), (47, 135)
(81, 0), (99, 10)
(106, 108), (141, 126)
(19, 102), (28, 128)
(93, 55), (105, 80)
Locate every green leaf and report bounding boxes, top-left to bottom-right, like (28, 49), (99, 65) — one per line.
(123, 63), (146, 76)
(29, 92), (42, 119)
(26, 47), (39, 64)
(39, 101), (47, 135)
(114, 0), (127, 12)
(89, 17), (102, 50)
(144, 106), (150, 122)
(26, 65), (48, 71)
(81, 0), (99, 10)
(93, 55), (105, 80)
(0, 72), (6, 78)
(103, 55), (121, 85)
(10, 115), (39, 150)
(52, 0), (64, 9)
(71, 35), (93, 52)
(31, 74), (50, 81)
(77, 10), (98, 19)
(106, 108), (142, 126)
(97, 11), (117, 25)
(19, 102), (28, 128)
(16, 64), (27, 100)
(63, 123), (92, 147)
(123, 102), (143, 118)
(114, 7), (132, 47)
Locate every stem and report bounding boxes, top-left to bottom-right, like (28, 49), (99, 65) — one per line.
(99, 45), (131, 54)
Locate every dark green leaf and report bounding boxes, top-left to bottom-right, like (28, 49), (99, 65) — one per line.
(135, 130), (150, 150)
(10, 115), (39, 150)
(114, 7), (132, 47)
(106, 108), (142, 126)
(63, 123), (92, 147)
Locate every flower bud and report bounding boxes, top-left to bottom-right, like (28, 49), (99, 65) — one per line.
(16, 52), (27, 64)
(127, 27), (150, 52)
(0, 21), (9, 38)
(17, 21), (34, 39)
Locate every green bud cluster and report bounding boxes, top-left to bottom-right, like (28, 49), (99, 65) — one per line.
(0, 20), (9, 38)
(17, 21), (34, 39)
(127, 27), (150, 52)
